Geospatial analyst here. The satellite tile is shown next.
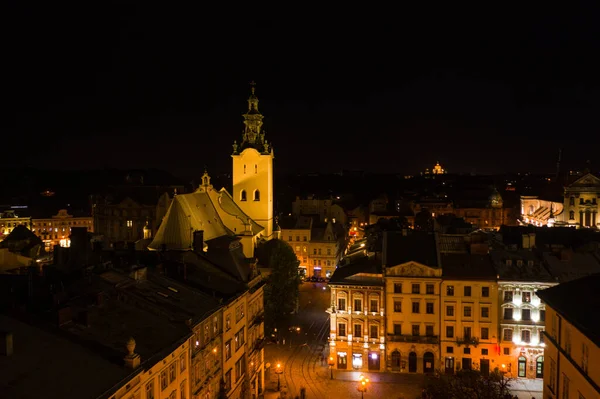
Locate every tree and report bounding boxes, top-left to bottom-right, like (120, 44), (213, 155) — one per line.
(256, 239), (301, 330)
(415, 209), (434, 231)
(424, 369), (513, 399)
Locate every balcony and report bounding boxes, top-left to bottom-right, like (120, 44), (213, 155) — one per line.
(387, 334), (439, 344)
(253, 337), (265, 352)
(251, 312), (264, 327)
(456, 336), (479, 347)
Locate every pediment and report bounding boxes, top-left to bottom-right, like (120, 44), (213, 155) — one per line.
(569, 173), (600, 187)
(386, 261), (442, 277)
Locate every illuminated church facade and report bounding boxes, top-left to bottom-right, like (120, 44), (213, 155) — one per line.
(149, 83), (276, 257)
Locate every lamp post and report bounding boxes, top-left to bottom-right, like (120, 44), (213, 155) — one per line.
(357, 374), (369, 399)
(328, 356), (335, 379)
(275, 362), (283, 391)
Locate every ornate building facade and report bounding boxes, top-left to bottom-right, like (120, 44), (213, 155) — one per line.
(558, 173), (600, 228)
(327, 255), (385, 372)
(31, 209), (93, 250)
(385, 260), (442, 373)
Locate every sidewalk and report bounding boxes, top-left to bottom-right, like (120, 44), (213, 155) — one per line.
(510, 378), (543, 399)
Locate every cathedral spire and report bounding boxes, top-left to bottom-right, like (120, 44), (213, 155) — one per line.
(233, 81), (271, 154)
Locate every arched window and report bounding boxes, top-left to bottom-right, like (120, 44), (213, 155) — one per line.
(254, 190), (260, 201)
(243, 164), (246, 174)
(255, 164), (258, 174)
(569, 210), (575, 220)
(240, 190), (247, 201)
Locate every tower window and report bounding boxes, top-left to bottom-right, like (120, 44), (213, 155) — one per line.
(255, 164), (258, 174)
(244, 165), (246, 174)
(254, 190), (260, 201)
(241, 190), (247, 201)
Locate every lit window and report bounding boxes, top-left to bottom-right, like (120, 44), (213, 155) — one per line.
(126, 220), (133, 228)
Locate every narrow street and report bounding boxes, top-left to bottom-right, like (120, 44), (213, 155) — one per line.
(263, 283), (426, 399)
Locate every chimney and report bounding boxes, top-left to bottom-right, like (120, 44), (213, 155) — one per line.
(193, 230), (204, 253)
(522, 234), (530, 249)
(0, 331), (13, 356)
(124, 337), (141, 369)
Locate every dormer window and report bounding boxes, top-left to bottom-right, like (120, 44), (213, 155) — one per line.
(253, 190), (260, 201)
(240, 190), (247, 201)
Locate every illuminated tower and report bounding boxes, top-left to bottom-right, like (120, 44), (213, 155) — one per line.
(231, 82), (274, 239)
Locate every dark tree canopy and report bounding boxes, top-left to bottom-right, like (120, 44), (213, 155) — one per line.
(415, 209), (434, 231)
(425, 369), (513, 399)
(257, 239), (301, 329)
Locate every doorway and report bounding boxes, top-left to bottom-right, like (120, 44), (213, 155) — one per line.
(368, 352), (380, 371)
(352, 354), (363, 370)
(461, 358), (472, 370)
(337, 352), (347, 369)
(480, 359), (490, 376)
(408, 352), (417, 372)
(536, 356), (544, 378)
(518, 356), (527, 377)
(391, 350), (401, 371)
(423, 352), (434, 373)
(444, 357), (454, 374)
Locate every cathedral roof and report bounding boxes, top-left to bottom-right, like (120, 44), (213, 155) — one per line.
(148, 183), (263, 251)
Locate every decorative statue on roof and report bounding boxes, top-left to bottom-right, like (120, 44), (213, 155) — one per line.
(232, 140), (238, 154)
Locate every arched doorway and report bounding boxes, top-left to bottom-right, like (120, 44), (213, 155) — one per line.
(423, 352), (434, 373)
(408, 352), (417, 373)
(518, 356), (527, 378)
(536, 356), (544, 378)
(391, 350), (401, 371)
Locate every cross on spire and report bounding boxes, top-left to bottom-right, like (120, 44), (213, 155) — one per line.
(250, 80), (256, 94)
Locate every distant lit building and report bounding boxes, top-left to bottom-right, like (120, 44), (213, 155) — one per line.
(423, 161), (447, 176)
(31, 209), (93, 251)
(280, 215), (344, 278)
(520, 196), (563, 227)
(558, 173), (600, 228)
(0, 210), (31, 239)
(292, 196), (347, 227)
(453, 188), (516, 230)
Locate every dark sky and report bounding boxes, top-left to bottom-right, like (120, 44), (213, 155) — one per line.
(6, 5), (600, 180)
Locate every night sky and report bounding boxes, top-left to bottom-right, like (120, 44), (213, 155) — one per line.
(7, 5), (600, 180)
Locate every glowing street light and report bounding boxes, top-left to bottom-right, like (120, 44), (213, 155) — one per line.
(328, 356), (335, 379)
(357, 374), (369, 399)
(275, 362), (283, 391)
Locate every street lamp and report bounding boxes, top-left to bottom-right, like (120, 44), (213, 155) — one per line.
(328, 356), (335, 379)
(275, 362), (283, 391)
(357, 374), (369, 399)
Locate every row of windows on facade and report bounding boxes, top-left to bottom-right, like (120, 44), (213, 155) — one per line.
(567, 209), (597, 220)
(335, 319), (542, 346)
(548, 312), (591, 375)
(1, 220), (92, 228)
(240, 190), (260, 201)
(392, 283), (491, 297)
(223, 354), (247, 393)
(568, 196), (598, 206)
(294, 246), (334, 255)
(289, 234), (335, 242)
(140, 354), (187, 399)
(300, 258), (334, 266)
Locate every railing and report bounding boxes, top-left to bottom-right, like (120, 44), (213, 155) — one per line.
(251, 312), (264, 326)
(387, 334), (439, 344)
(456, 336), (480, 347)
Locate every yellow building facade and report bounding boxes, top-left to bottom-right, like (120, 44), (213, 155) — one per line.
(538, 275), (600, 399)
(385, 262), (442, 373)
(191, 308), (223, 399)
(231, 84), (274, 240)
(0, 210), (31, 238)
(559, 173), (600, 228)
(31, 209), (93, 250)
(327, 257), (386, 372)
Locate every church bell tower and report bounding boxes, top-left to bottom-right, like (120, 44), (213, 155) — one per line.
(231, 82), (274, 239)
